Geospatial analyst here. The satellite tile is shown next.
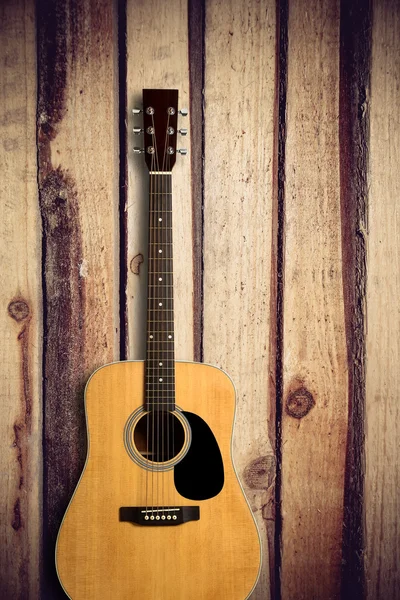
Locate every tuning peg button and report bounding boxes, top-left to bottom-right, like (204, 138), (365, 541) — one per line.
(177, 148), (188, 155)
(132, 108), (142, 114)
(133, 147), (145, 154)
(179, 108), (188, 117)
(133, 128), (144, 135)
(179, 128), (188, 136)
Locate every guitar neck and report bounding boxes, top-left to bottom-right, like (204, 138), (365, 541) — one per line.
(145, 172), (175, 412)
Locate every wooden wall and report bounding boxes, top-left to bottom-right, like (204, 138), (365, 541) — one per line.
(1, 0), (399, 598)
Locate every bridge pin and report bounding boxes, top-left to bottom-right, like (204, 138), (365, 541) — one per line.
(150, 515), (155, 520)
(167, 515), (171, 520)
(144, 515), (149, 520)
(156, 515), (160, 520)
(173, 515), (177, 520)
(161, 515), (166, 520)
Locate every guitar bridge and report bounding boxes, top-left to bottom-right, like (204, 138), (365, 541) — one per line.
(119, 506), (199, 526)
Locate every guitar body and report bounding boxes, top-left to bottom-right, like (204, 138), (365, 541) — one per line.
(56, 360), (261, 600)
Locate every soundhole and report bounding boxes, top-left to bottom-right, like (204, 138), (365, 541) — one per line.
(134, 411), (185, 463)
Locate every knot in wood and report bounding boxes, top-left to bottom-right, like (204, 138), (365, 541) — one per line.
(243, 455), (275, 490)
(286, 387), (315, 419)
(130, 253), (144, 275)
(8, 300), (30, 322)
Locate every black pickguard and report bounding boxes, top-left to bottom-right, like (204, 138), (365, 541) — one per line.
(174, 411), (224, 500)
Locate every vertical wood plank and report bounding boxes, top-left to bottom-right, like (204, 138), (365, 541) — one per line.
(0, 1), (41, 597)
(339, 0), (371, 596)
(37, 0), (119, 595)
(203, 1), (277, 597)
(188, 0), (205, 363)
(280, 1), (348, 598)
(126, 0), (193, 362)
(366, 1), (400, 597)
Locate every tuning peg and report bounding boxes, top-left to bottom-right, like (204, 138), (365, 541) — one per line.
(133, 147), (145, 154)
(179, 108), (188, 117)
(177, 148), (188, 155)
(132, 108), (142, 114)
(178, 128), (188, 136)
(133, 127), (144, 135)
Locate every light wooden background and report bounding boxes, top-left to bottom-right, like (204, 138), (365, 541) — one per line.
(1, 0), (399, 598)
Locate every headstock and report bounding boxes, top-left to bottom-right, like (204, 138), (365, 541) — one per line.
(132, 89), (188, 172)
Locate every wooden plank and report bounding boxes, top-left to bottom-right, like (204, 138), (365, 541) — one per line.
(0, 1), (41, 597)
(188, 0), (204, 362)
(126, 0), (193, 362)
(339, 0), (371, 595)
(365, 1), (400, 598)
(37, 0), (119, 595)
(280, 1), (348, 598)
(203, 1), (277, 597)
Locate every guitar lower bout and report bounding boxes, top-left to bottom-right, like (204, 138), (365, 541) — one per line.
(56, 360), (261, 600)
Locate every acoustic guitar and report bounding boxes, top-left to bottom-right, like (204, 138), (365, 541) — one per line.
(56, 89), (261, 599)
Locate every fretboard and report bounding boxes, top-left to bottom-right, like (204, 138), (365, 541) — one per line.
(145, 173), (175, 412)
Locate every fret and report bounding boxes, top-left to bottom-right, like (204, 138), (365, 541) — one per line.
(147, 402), (176, 404)
(147, 348), (174, 351)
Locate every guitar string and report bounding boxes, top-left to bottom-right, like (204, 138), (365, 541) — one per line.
(161, 114), (171, 518)
(145, 149), (156, 516)
(150, 146), (156, 517)
(166, 161), (172, 514)
(151, 112), (160, 516)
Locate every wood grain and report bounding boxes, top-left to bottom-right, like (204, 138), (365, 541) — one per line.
(280, 1), (348, 598)
(126, 0), (193, 362)
(0, 1), (41, 597)
(203, 1), (277, 597)
(56, 361), (261, 599)
(365, 1), (400, 597)
(339, 0), (371, 595)
(37, 0), (119, 595)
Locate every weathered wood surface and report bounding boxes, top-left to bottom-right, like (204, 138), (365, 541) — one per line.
(0, 1), (41, 597)
(126, 0), (193, 362)
(339, 0), (371, 595)
(37, 0), (119, 596)
(203, 1), (277, 597)
(1, 0), (400, 597)
(365, 1), (400, 598)
(280, 1), (349, 598)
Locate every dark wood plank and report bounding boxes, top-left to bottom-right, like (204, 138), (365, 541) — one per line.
(188, 0), (205, 363)
(339, 0), (371, 597)
(37, 0), (119, 595)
